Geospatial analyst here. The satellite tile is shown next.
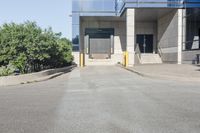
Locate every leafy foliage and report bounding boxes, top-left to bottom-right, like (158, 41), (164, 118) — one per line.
(0, 64), (16, 76)
(0, 21), (73, 76)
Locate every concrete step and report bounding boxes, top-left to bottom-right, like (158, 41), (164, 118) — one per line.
(86, 59), (116, 66)
(140, 54), (162, 64)
(90, 54), (110, 59)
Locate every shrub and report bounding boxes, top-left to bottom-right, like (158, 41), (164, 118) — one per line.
(0, 64), (16, 76)
(0, 21), (73, 76)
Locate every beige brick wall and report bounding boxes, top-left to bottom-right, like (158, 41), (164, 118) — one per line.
(80, 19), (126, 65)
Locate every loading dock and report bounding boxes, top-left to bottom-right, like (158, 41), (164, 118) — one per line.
(85, 28), (114, 59)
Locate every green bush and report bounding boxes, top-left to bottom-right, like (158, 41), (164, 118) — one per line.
(0, 64), (16, 76)
(0, 21), (73, 76)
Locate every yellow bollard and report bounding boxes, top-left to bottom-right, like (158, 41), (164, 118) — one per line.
(123, 51), (126, 66)
(80, 53), (84, 67)
(125, 51), (129, 67)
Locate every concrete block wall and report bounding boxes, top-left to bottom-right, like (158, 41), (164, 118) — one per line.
(126, 9), (135, 66)
(72, 52), (80, 66)
(80, 19), (126, 65)
(157, 9), (178, 63)
(113, 21), (127, 52)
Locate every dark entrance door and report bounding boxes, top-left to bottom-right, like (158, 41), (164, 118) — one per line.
(136, 34), (153, 53)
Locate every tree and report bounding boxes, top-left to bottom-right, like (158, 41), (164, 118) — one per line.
(0, 21), (73, 76)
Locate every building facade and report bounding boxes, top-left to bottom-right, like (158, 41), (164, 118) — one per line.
(72, 0), (200, 66)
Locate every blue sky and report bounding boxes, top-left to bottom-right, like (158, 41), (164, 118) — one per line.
(0, 0), (72, 40)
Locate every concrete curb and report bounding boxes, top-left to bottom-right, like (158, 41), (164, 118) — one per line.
(116, 64), (147, 77)
(0, 65), (76, 86)
(117, 64), (200, 82)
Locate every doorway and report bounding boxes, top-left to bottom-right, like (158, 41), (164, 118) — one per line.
(85, 28), (114, 59)
(89, 38), (111, 59)
(136, 34), (153, 53)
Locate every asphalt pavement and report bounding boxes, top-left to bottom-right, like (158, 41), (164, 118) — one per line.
(0, 66), (200, 133)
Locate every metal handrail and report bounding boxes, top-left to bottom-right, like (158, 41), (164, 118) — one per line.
(135, 43), (141, 56)
(184, 39), (199, 44)
(157, 45), (163, 58)
(135, 43), (142, 62)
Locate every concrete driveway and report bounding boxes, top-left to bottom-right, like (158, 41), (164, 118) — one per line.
(0, 66), (200, 133)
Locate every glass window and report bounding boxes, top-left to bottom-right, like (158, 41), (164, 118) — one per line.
(185, 0), (200, 8)
(72, 13), (80, 25)
(184, 8), (200, 50)
(73, 0), (115, 12)
(117, 0), (200, 13)
(72, 25), (79, 44)
(72, 0), (80, 12)
(72, 24), (80, 52)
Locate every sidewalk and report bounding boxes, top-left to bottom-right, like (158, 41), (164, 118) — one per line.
(125, 64), (200, 82)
